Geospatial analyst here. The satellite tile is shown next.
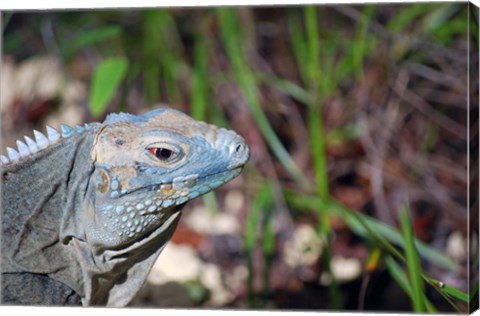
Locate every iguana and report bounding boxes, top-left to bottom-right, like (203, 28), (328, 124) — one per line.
(0, 108), (249, 306)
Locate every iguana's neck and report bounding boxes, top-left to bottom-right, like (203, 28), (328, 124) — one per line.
(1, 124), (101, 295)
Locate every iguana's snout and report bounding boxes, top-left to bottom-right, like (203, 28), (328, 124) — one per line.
(211, 127), (250, 170)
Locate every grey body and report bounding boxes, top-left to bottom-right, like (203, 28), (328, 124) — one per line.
(1, 108), (249, 306)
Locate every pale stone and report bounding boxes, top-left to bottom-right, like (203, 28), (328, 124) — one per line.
(148, 243), (201, 284)
(184, 205), (239, 235)
(200, 263), (232, 306)
(283, 224), (324, 267)
(445, 230), (467, 263)
(330, 255), (362, 282)
(224, 190), (245, 214)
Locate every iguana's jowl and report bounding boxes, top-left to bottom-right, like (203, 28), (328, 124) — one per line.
(1, 108), (249, 306)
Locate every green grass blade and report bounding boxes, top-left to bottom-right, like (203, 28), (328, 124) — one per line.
(384, 255), (437, 313)
(422, 3), (458, 33)
(60, 25), (122, 60)
(352, 5), (376, 79)
(88, 57), (129, 116)
(441, 283), (470, 302)
(304, 6), (320, 91)
(142, 9), (184, 104)
(384, 254), (413, 294)
(244, 181), (273, 307)
(191, 28), (209, 121)
(262, 212), (275, 301)
(287, 192), (465, 311)
(191, 28), (216, 214)
(470, 282), (479, 304)
(386, 3), (431, 32)
(325, 122), (366, 146)
(423, 277), (470, 303)
(202, 191), (219, 215)
(217, 8), (309, 187)
(255, 73), (312, 105)
(332, 198), (456, 271)
(244, 182), (273, 250)
(423, 277), (468, 312)
(287, 10), (308, 84)
(142, 10), (163, 103)
(302, 7), (341, 308)
(304, 6), (329, 200)
(399, 207), (426, 312)
(156, 10), (183, 103)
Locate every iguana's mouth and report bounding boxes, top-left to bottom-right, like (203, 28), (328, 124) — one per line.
(118, 167), (243, 199)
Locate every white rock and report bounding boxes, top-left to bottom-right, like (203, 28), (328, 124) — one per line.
(224, 190), (245, 214)
(283, 224), (324, 268)
(184, 205), (240, 235)
(200, 263), (232, 306)
(148, 243), (201, 284)
(224, 265), (248, 292)
(0, 57), (16, 115)
(147, 243), (235, 307)
(445, 230), (467, 263)
(330, 255), (362, 282)
(15, 56), (61, 101)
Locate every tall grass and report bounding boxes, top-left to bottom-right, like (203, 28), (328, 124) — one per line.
(217, 8), (309, 188)
(285, 191), (469, 312)
(142, 9), (184, 104)
(243, 182), (274, 307)
(304, 6), (339, 308)
(399, 206), (427, 312)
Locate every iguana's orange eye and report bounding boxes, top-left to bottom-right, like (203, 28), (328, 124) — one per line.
(149, 147), (175, 160)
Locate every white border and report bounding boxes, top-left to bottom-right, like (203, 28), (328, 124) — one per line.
(1, 0), (479, 316)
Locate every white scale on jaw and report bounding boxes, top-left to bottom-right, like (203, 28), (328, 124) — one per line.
(171, 174), (198, 190)
(1, 123), (92, 166)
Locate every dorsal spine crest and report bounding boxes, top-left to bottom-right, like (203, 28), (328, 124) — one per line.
(1, 122), (92, 167)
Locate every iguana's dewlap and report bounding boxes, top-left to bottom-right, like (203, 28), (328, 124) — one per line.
(1, 108), (249, 306)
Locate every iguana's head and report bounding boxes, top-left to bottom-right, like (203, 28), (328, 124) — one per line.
(87, 108), (249, 249)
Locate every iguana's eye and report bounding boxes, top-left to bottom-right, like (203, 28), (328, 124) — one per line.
(149, 147), (175, 161)
(145, 141), (184, 164)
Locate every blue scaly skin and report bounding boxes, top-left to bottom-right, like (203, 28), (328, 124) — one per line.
(1, 108), (249, 306)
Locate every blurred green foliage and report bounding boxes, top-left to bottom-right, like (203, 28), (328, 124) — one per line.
(89, 57), (129, 115)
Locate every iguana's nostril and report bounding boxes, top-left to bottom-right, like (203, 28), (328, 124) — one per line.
(235, 143), (244, 154)
(213, 128), (250, 167)
(229, 138), (250, 167)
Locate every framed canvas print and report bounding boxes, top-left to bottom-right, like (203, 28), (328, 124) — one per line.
(1, 0), (478, 314)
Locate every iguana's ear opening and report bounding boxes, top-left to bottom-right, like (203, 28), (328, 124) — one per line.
(90, 125), (107, 163)
(96, 168), (111, 194)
